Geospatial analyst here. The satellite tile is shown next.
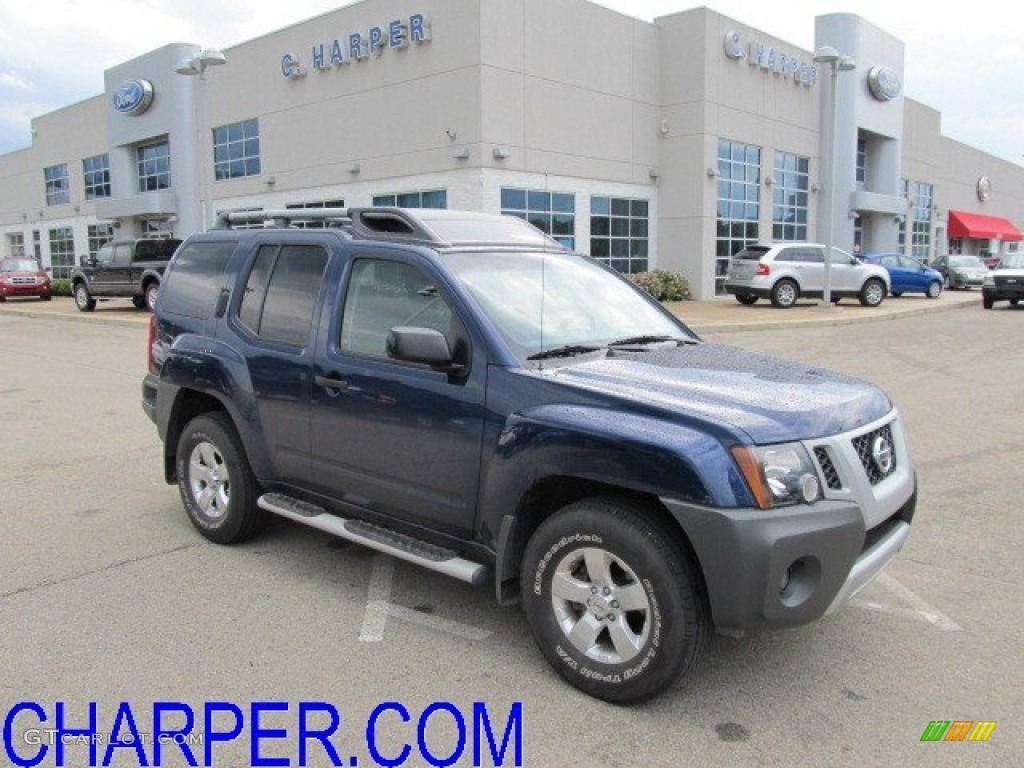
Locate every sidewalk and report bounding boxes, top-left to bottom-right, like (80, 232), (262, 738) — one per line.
(0, 289), (980, 333)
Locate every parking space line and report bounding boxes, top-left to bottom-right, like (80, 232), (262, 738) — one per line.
(850, 573), (963, 631)
(359, 553), (492, 642)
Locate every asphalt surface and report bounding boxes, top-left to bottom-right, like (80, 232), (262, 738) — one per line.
(0, 291), (1018, 768)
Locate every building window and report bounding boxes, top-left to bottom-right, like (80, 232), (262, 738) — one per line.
(44, 163), (70, 206)
(87, 223), (114, 258)
(911, 182), (933, 262)
(372, 189), (448, 209)
(284, 199), (346, 229)
(6, 233), (26, 258)
(83, 154), (111, 199)
(855, 132), (867, 185)
(137, 139), (171, 192)
(213, 119), (260, 180)
(501, 188), (575, 248)
(590, 197), (649, 274)
(771, 152), (809, 242)
(715, 139), (761, 295)
(48, 227), (75, 279)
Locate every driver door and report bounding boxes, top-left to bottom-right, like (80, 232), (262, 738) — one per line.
(310, 253), (486, 537)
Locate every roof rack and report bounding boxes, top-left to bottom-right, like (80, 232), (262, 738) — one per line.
(212, 206), (567, 250)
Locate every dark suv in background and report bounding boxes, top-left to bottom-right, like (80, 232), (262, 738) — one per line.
(71, 238), (181, 311)
(142, 207), (916, 703)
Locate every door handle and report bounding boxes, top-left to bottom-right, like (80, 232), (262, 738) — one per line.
(315, 375), (348, 391)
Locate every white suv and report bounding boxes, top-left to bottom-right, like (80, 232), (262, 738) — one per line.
(724, 243), (890, 308)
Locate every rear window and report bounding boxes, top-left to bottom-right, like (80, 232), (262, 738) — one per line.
(161, 240), (238, 318)
(733, 247), (770, 260)
(134, 239), (182, 261)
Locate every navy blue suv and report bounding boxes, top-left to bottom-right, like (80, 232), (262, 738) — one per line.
(142, 207), (916, 703)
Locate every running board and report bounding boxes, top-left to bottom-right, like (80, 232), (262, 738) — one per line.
(258, 493), (488, 586)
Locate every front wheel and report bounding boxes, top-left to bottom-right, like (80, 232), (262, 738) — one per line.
(982, 296), (994, 309)
(1010, 299), (1019, 307)
(521, 498), (710, 703)
(859, 278), (886, 307)
(73, 282), (95, 312)
(132, 295), (146, 309)
(175, 413), (267, 544)
(926, 281), (942, 299)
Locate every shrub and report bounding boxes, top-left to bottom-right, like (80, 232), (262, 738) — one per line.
(50, 278), (72, 297)
(628, 269), (691, 302)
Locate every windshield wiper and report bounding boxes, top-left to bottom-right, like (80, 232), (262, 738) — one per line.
(607, 335), (695, 347)
(527, 344), (603, 361)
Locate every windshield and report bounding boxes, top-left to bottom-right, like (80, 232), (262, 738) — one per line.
(440, 251), (695, 361)
(0, 259), (40, 272)
(999, 253), (1024, 269)
(950, 256), (985, 268)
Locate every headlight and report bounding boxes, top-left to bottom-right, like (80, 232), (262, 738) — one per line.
(983, 273), (995, 286)
(730, 443), (821, 509)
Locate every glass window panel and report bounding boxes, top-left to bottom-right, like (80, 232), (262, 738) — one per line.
(552, 193), (574, 213)
(527, 190), (551, 211)
(590, 196), (609, 215)
(610, 198), (630, 217)
(591, 217), (610, 236)
(630, 200), (648, 217)
(611, 218), (629, 237)
(591, 238), (610, 258)
(501, 188), (525, 210)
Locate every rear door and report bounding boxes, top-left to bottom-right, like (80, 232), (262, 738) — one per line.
(310, 248), (486, 538)
(778, 246), (824, 292)
(224, 238), (330, 486)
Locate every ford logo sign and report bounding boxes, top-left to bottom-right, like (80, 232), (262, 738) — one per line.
(112, 79), (155, 116)
(867, 66), (901, 102)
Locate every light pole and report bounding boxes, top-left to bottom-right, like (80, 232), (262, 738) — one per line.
(175, 49), (227, 232)
(813, 45), (856, 307)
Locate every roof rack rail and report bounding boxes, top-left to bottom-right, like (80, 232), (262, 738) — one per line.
(214, 208), (352, 229)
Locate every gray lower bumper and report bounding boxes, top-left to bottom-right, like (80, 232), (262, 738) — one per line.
(660, 488), (915, 631)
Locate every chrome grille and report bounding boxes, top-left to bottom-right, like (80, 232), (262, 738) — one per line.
(852, 424), (896, 485)
(814, 447), (842, 490)
(11, 276), (36, 285)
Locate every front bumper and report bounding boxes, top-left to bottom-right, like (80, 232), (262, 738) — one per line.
(0, 284), (50, 298)
(983, 283), (1024, 301)
(661, 488), (915, 630)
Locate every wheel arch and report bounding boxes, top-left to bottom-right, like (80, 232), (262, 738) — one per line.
(495, 475), (708, 608)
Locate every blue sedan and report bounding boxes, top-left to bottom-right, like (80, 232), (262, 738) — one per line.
(862, 252), (943, 298)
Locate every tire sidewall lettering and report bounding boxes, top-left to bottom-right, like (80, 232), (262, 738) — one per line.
(532, 532), (603, 596)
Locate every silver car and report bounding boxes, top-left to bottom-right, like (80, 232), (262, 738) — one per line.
(724, 242), (890, 308)
(931, 254), (989, 290)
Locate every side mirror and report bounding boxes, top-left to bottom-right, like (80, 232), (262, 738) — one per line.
(387, 326), (463, 372)
(86, 256), (98, 267)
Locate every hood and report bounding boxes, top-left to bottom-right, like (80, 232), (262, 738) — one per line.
(545, 343), (892, 444)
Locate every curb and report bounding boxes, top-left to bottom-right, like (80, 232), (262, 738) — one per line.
(0, 298), (149, 329)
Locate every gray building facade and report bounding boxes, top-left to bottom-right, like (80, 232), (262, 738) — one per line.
(1, 0), (1021, 298)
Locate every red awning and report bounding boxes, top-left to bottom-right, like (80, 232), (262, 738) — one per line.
(947, 210), (1023, 241)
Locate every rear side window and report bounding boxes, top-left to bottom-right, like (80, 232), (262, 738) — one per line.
(237, 244), (328, 347)
(134, 239), (182, 261)
(161, 241), (237, 318)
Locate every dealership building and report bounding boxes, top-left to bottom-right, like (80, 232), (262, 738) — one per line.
(1, 0), (1022, 299)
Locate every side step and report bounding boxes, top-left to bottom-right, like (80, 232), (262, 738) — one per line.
(258, 493), (488, 586)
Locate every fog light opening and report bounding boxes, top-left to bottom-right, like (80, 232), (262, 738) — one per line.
(778, 556), (822, 608)
(799, 473), (820, 503)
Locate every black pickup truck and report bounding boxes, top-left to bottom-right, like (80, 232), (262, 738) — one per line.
(142, 208), (916, 703)
(71, 238), (181, 311)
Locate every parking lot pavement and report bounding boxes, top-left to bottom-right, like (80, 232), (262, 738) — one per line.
(1, 302), (1020, 766)
(0, 288), (983, 333)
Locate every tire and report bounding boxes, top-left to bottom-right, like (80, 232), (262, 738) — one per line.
(891, 291), (902, 298)
(132, 295), (146, 309)
(145, 281), (160, 312)
(175, 413), (267, 544)
(982, 296), (994, 310)
(1010, 299), (1019, 307)
(73, 282), (96, 312)
(41, 294), (51, 301)
(926, 281), (942, 299)
(521, 498), (710, 704)
(859, 278), (886, 307)
(770, 279), (799, 309)
(734, 294), (758, 305)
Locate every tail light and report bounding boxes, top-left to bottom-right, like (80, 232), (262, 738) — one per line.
(756, 263), (771, 276)
(147, 314), (157, 374)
